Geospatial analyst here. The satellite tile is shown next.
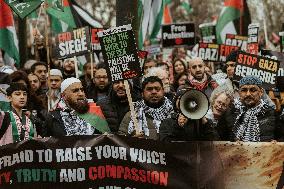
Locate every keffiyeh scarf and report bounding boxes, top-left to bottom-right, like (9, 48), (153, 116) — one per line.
(128, 97), (173, 136)
(57, 99), (94, 136)
(233, 98), (268, 142)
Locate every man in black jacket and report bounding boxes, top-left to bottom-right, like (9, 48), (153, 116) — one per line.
(43, 77), (110, 137)
(96, 81), (130, 133)
(218, 75), (278, 142)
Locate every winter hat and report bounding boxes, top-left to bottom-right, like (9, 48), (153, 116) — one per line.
(61, 77), (81, 93)
(239, 75), (262, 87)
(50, 69), (63, 78)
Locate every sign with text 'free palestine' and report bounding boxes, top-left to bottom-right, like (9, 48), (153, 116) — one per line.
(98, 24), (141, 82)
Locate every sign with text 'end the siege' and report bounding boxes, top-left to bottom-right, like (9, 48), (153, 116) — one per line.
(55, 27), (91, 59)
(162, 23), (195, 48)
(234, 51), (280, 90)
(98, 24), (141, 82)
(198, 43), (219, 62)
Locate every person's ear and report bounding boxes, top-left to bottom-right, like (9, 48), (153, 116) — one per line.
(7, 95), (12, 102)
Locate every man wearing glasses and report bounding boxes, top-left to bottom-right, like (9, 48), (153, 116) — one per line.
(218, 76), (281, 142)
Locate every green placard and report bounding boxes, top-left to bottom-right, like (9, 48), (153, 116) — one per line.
(4, 0), (43, 19)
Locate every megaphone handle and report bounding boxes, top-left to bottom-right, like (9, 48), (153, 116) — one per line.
(124, 80), (140, 135)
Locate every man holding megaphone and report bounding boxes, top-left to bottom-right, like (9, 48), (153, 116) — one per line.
(159, 86), (233, 142)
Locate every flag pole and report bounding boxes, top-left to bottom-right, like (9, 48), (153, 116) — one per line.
(44, 0), (52, 111)
(239, 0), (244, 35)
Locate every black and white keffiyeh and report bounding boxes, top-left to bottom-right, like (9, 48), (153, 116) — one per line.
(233, 98), (268, 142)
(57, 99), (94, 136)
(128, 97), (173, 136)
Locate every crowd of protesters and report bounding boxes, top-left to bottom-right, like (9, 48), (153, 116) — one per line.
(0, 42), (284, 146)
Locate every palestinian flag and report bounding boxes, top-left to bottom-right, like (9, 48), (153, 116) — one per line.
(138, 0), (164, 49)
(0, 0), (19, 66)
(47, 0), (102, 34)
(216, 0), (251, 44)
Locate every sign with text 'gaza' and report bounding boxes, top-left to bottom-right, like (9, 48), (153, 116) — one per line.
(198, 43), (219, 62)
(162, 23), (195, 48)
(234, 51), (280, 89)
(55, 27), (91, 59)
(225, 34), (247, 51)
(98, 24), (141, 82)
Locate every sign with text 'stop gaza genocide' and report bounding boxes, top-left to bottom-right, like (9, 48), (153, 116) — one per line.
(198, 43), (219, 62)
(234, 51), (280, 90)
(98, 24), (141, 82)
(162, 23), (195, 48)
(55, 27), (91, 59)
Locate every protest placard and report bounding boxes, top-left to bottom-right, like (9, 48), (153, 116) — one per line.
(91, 28), (104, 51)
(247, 23), (259, 54)
(162, 23), (195, 48)
(198, 43), (219, 62)
(234, 51), (280, 89)
(55, 27), (91, 59)
(97, 24), (141, 82)
(138, 50), (148, 68)
(261, 49), (284, 76)
(4, 0), (42, 19)
(199, 22), (217, 43)
(0, 136), (283, 189)
(225, 34), (247, 51)
(219, 44), (239, 62)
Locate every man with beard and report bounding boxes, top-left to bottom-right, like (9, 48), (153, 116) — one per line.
(184, 57), (218, 98)
(46, 69), (63, 110)
(96, 80), (131, 133)
(62, 58), (76, 79)
(119, 76), (173, 140)
(147, 67), (174, 101)
(43, 78), (110, 137)
(86, 65), (110, 102)
(31, 62), (48, 95)
(218, 76), (279, 142)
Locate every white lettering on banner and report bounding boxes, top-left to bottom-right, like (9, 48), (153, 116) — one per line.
(56, 147), (92, 162)
(225, 39), (247, 50)
(171, 25), (186, 32)
(129, 148), (166, 165)
(59, 168), (85, 182)
(278, 68), (284, 76)
(94, 145), (127, 160)
(235, 65), (276, 84)
(0, 150), (33, 170)
(58, 38), (87, 57)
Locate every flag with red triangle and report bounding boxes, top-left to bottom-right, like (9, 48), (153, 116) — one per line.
(0, 0), (20, 66)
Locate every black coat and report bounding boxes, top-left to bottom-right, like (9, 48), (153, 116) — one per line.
(159, 113), (220, 142)
(218, 105), (278, 141)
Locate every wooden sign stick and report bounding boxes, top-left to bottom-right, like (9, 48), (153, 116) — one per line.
(90, 53), (94, 79)
(123, 80), (142, 137)
(73, 56), (79, 79)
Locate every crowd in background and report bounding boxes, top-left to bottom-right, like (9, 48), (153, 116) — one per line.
(0, 41), (284, 146)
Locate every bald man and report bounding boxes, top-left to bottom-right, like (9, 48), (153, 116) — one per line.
(184, 57), (218, 98)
